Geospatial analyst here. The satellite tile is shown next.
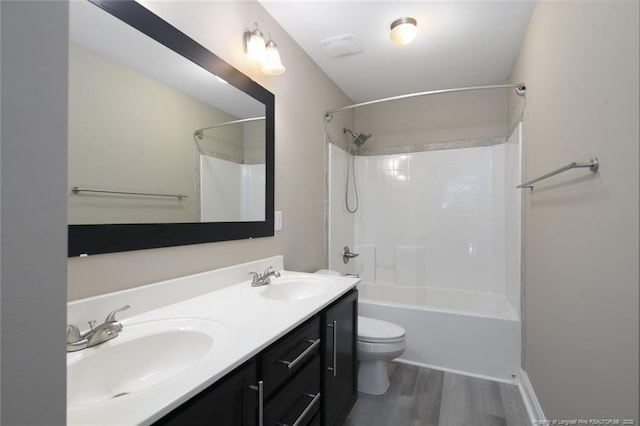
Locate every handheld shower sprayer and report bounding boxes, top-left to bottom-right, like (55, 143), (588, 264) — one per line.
(342, 128), (372, 213)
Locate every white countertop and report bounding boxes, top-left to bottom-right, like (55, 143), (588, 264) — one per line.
(67, 263), (358, 426)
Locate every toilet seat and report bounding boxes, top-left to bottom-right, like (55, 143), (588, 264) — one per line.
(358, 316), (405, 343)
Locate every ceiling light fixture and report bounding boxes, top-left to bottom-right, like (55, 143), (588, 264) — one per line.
(389, 17), (418, 46)
(243, 23), (286, 75)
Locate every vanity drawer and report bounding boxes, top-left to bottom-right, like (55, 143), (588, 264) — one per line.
(261, 317), (320, 398)
(264, 356), (321, 426)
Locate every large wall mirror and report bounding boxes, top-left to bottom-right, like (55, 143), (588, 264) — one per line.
(68, 0), (274, 256)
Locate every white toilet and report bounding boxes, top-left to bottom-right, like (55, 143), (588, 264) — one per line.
(314, 269), (406, 395)
(357, 315), (406, 395)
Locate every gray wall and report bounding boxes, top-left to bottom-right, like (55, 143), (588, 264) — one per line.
(1, 1), (68, 424)
(353, 88), (509, 154)
(510, 1), (639, 421)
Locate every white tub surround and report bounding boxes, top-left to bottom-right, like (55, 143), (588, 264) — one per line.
(327, 126), (523, 382)
(329, 129), (523, 313)
(67, 256), (358, 426)
(350, 144), (510, 296)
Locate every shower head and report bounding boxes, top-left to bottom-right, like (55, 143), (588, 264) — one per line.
(343, 128), (372, 148)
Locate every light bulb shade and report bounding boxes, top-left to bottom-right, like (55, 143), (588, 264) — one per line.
(261, 40), (286, 75)
(243, 28), (267, 66)
(389, 17), (418, 46)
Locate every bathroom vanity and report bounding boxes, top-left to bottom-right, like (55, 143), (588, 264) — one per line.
(67, 256), (358, 426)
(155, 291), (357, 426)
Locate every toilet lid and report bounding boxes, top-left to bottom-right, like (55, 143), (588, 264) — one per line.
(358, 316), (405, 343)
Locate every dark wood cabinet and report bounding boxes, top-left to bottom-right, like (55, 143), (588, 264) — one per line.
(154, 289), (358, 426)
(154, 359), (258, 426)
(322, 290), (358, 426)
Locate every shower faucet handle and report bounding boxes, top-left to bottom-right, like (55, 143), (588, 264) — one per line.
(343, 246), (359, 264)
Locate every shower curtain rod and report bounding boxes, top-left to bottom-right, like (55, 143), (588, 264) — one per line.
(194, 116), (265, 139)
(324, 83), (526, 121)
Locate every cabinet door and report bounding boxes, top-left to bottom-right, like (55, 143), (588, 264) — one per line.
(155, 360), (259, 426)
(322, 290), (358, 426)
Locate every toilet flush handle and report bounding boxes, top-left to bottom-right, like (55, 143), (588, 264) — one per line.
(342, 246), (359, 264)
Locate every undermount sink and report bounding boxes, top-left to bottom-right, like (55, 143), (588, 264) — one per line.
(67, 318), (229, 408)
(259, 277), (330, 301)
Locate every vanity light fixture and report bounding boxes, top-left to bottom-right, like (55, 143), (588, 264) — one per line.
(243, 23), (268, 66)
(389, 17), (418, 46)
(243, 23), (286, 75)
(261, 38), (286, 75)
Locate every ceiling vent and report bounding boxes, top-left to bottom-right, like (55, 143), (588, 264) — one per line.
(320, 34), (363, 58)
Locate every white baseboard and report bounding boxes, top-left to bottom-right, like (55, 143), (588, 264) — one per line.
(519, 369), (547, 426)
(394, 358), (519, 385)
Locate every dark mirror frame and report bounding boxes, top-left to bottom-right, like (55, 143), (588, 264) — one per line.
(69, 0), (275, 256)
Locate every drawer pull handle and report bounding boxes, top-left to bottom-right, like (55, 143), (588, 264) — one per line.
(277, 392), (321, 426)
(277, 338), (321, 370)
(248, 380), (264, 426)
(327, 321), (338, 377)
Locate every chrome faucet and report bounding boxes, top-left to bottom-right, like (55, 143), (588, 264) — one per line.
(249, 266), (281, 287)
(67, 305), (130, 352)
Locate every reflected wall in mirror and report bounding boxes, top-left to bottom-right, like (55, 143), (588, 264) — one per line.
(68, 0), (274, 256)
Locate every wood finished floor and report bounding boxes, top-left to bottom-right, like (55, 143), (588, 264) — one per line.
(345, 362), (531, 426)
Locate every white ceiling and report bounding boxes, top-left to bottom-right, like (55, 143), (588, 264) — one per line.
(259, 1), (536, 103)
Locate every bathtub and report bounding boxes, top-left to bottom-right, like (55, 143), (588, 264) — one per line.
(357, 282), (521, 381)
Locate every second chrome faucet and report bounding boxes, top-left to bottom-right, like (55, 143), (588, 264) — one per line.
(249, 266), (281, 287)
